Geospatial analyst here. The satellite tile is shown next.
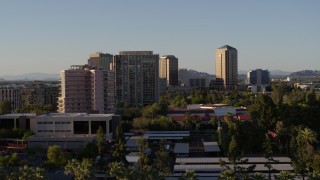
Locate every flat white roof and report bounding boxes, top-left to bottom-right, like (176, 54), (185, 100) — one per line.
(176, 157), (291, 164)
(147, 137), (183, 140)
(203, 142), (220, 152)
(37, 113), (115, 118)
(145, 131), (190, 134)
(28, 135), (96, 141)
(0, 113), (36, 118)
(125, 136), (142, 147)
(126, 152), (139, 163)
(174, 143), (189, 154)
(176, 157), (228, 164)
(174, 164), (293, 172)
(174, 164), (225, 172)
(143, 133), (189, 139)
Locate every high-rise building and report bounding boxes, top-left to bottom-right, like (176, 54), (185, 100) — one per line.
(88, 52), (113, 70)
(58, 65), (114, 114)
(215, 45), (238, 90)
(247, 69), (270, 85)
(159, 55), (178, 86)
(113, 51), (159, 105)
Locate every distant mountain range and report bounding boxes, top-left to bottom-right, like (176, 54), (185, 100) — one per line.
(0, 70), (316, 81)
(0, 73), (59, 81)
(290, 70), (320, 78)
(238, 70), (292, 76)
(178, 69), (215, 84)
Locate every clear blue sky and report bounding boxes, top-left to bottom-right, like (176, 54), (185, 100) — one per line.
(0, 0), (319, 76)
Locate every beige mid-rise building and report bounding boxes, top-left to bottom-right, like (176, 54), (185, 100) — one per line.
(215, 45), (238, 90)
(159, 55), (178, 86)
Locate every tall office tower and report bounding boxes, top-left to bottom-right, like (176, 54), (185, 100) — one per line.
(215, 45), (238, 90)
(58, 65), (114, 114)
(113, 51), (159, 106)
(247, 69), (270, 85)
(159, 55), (178, 86)
(88, 52), (113, 70)
(0, 87), (20, 112)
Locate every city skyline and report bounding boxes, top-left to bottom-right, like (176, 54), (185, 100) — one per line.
(1, 0), (319, 76)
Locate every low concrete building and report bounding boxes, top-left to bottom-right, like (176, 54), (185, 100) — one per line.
(0, 113), (36, 130)
(28, 113), (120, 150)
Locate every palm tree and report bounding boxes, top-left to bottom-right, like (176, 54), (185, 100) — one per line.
(295, 127), (318, 180)
(108, 161), (137, 180)
(65, 159), (92, 180)
(218, 169), (235, 180)
(299, 127), (318, 146)
(275, 171), (294, 180)
(250, 172), (267, 180)
(33, 167), (46, 180)
(180, 170), (198, 180)
(308, 170), (320, 180)
(139, 166), (160, 180)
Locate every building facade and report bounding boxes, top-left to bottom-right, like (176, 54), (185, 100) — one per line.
(113, 51), (159, 105)
(88, 52), (113, 70)
(0, 87), (20, 112)
(247, 69), (270, 85)
(20, 82), (59, 107)
(159, 55), (178, 86)
(215, 45), (238, 90)
(28, 113), (121, 150)
(58, 65), (114, 114)
(189, 78), (207, 88)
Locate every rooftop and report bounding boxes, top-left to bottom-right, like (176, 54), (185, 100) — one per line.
(37, 113), (115, 118)
(217, 45), (237, 50)
(0, 113), (37, 118)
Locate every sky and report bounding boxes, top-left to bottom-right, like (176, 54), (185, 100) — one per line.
(0, 0), (319, 76)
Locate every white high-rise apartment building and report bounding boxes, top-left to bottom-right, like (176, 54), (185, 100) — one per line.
(58, 65), (114, 113)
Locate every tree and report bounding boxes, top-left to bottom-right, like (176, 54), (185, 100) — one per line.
(0, 153), (19, 167)
(0, 100), (11, 114)
(139, 166), (160, 180)
(137, 138), (149, 171)
(274, 171), (294, 180)
(23, 130), (33, 141)
(65, 159), (92, 180)
(263, 134), (276, 180)
(47, 145), (67, 166)
(180, 170), (198, 180)
(308, 170), (320, 180)
(299, 127), (318, 146)
(16, 104), (55, 113)
(6, 165), (46, 180)
(249, 94), (277, 130)
(292, 127), (318, 180)
(112, 127), (127, 163)
(96, 126), (105, 154)
(108, 161), (136, 180)
(250, 172), (267, 180)
(154, 140), (171, 176)
(271, 83), (288, 106)
(19, 165), (46, 180)
(218, 169), (235, 180)
(228, 135), (242, 172)
(142, 103), (161, 119)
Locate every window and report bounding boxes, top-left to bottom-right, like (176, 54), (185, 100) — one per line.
(73, 121), (89, 134)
